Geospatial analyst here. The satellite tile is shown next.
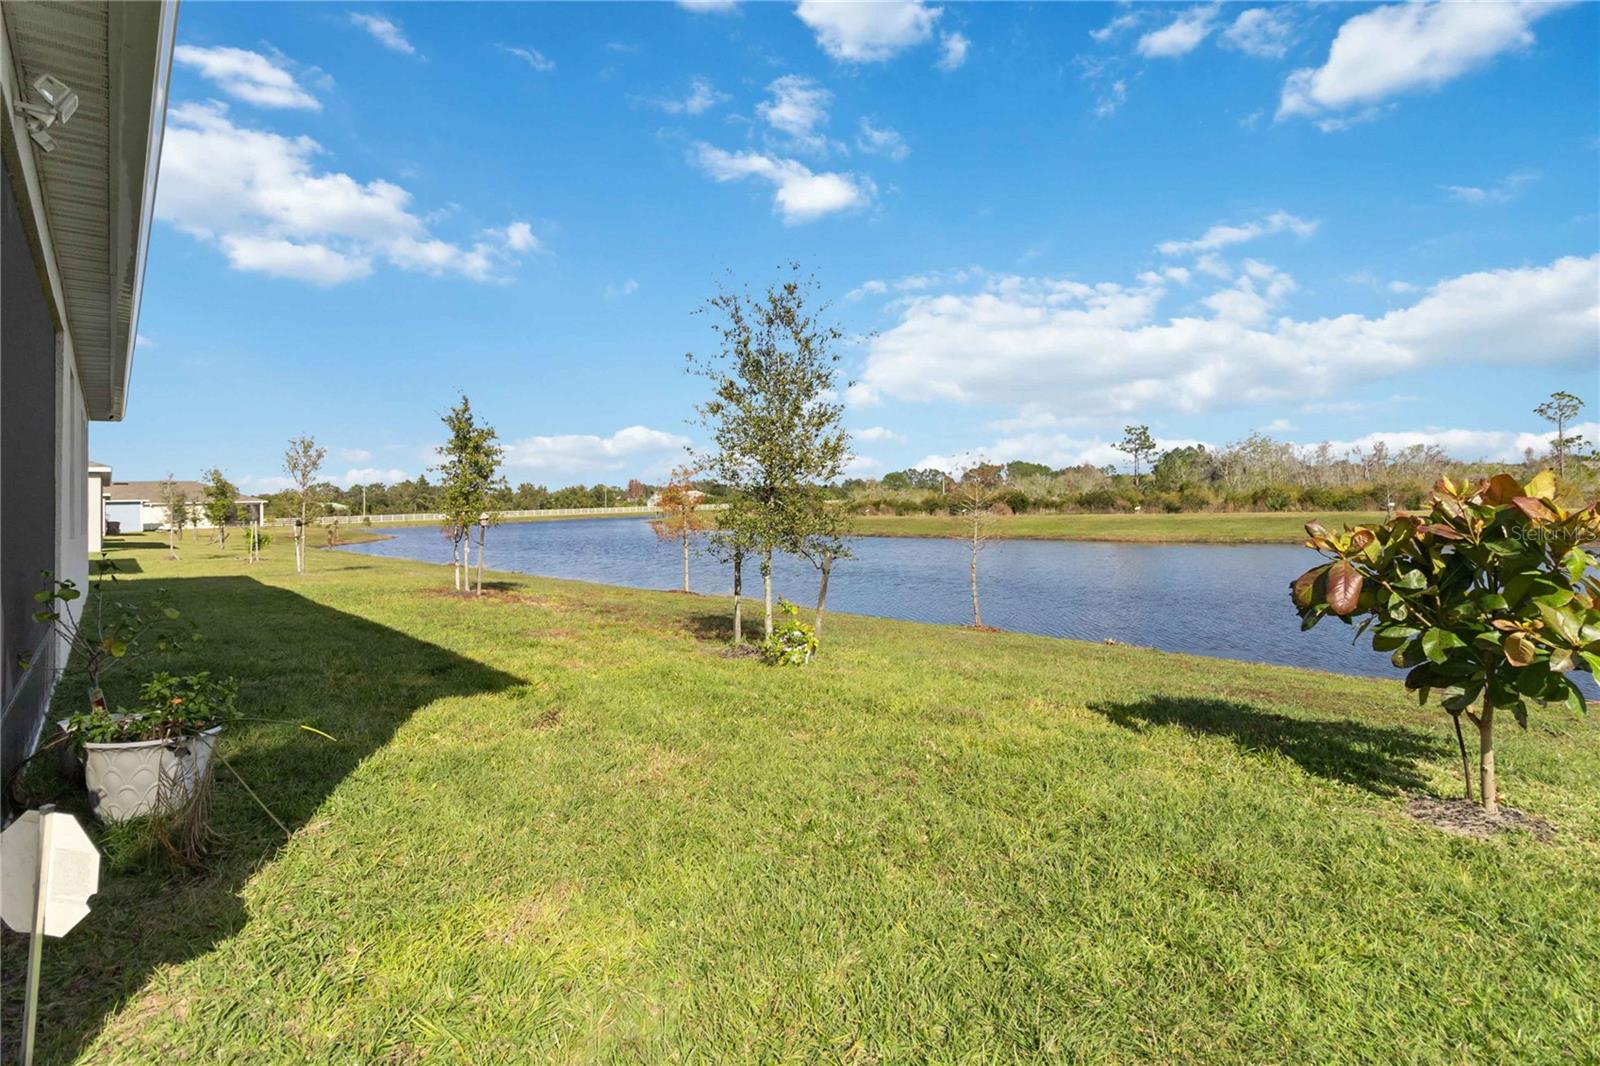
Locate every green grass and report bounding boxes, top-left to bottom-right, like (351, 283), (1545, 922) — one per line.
(3, 533), (1596, 1064)
(851, 510), (1388, 543)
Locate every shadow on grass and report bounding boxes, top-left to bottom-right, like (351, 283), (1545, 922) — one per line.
(100, 538), (167, 551)
(681, 609), (739, 644)
(0, 576), (521, 1064)
(91, 557), (142, 575)
(1086, 696), (1445, 796)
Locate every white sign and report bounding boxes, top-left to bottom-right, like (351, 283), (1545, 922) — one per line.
(1, 810), (100, 937)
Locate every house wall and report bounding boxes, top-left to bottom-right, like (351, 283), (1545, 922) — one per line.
(87, 477), (105, 553)
(105, 499), (144, 532)
(1, 160), (61, 791)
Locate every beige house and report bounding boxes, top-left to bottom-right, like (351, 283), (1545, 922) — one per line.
(103, 478), (266, 534)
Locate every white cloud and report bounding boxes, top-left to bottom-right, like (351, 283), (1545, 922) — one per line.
(503, 425), (691, 479)
(605, 278), (639, 299)
(499, 221), (540, 253)
(1157, 210), (1318, 256)
(338, 467), (411, 488)
(348, 12), (417, 56)
(156, 102), (534, 285)
(856, 117), (909, 161)
(796, 0), (941, 62)
(135, 333), (155, 349)
(677, 0), (738, 11)
(500, 45), (555, 72)
(1278, 1), (1570, 124)
(692, 143), (873, 224)
(1317, 423), (1600, 464)
(649, 76), (728, 116)
(937, 32), (970, 71)
(218, 235), (373, 285)
(853, 254), (1599, 416)
(339, 448), (374, 462)
(853, 425), (905, 443)
(758, 75), (833, 154)
(1387, 280), (1418, 294)
(174, 45), (322, 110)
(1137, 5), (1219, 59)
(1090, 12), (1139, 43)
(1221, 8), (1295, 59)
(1445, 170), (1539, 204)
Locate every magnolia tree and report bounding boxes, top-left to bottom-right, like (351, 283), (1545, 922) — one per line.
(1292, 471), (1599, 814)
(436, 394), (504, 596)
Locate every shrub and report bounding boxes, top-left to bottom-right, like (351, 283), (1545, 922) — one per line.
(761, 600), (818, 666)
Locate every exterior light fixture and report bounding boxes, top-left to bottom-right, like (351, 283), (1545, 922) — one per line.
(16, 74), (79, 152)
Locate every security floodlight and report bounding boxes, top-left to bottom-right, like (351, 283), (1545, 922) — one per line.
(16, 73), (79, 152)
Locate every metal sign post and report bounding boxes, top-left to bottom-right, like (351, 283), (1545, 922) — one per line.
(1, 806), (102, 1065)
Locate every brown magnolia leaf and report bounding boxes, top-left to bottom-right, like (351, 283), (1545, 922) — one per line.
(1326, 560), (1363, 617)
(1304, 520), (1329, 539)
(1512, 496), (1556, 523)
(1503, 631), (1537, 667)
(1348, 528), (1376, 553)
(1483, 473), (1522, 506)
(1290, 564), (1328, 609)
(1418, 523), (1463, 540)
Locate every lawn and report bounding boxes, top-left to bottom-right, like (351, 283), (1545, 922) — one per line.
(3, 533), (1597, 1063)
(851, 510), (1388, 543)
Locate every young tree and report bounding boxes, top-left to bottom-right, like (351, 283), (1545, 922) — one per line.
(688, 267), (851, 641)
(200, 468), (239, 547)
(435, 393), (505, 596)
(650, 467), (709, 592)
(284, 434), (326, 574)
(706, 497), (760, 645)
(1115, 425), (1158, 489)
(160, 474), (187, 559)
(953, 461), (1002, 628)
(1292, 471), (1599, 815)
(791, 486), (851, 643)
(1534, 391), (1586, 477)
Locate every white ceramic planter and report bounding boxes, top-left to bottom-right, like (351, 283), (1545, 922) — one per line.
(82, 727), (221, 822)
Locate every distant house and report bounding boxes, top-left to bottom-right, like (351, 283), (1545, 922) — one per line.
(103, 479), (266, 533)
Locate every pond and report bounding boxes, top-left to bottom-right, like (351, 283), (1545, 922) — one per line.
(340, 517), (1598, 692)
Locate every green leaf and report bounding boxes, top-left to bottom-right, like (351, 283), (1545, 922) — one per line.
(1394, 569), (1427, 590)
(59, 586), (80, 602)
(32, 590), (51, 603)
(1421, 628), (1466, 664)
(109, 641), (128, 658)
(1372, 625), (1420, 652)
(31, 610), (57, 624)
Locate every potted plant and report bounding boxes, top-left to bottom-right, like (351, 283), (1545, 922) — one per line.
(64, 672), (241, 822)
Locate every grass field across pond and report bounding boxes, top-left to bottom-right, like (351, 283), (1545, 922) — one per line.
(2, 533), (1596, 1063)
(850, 510), (1388, 543)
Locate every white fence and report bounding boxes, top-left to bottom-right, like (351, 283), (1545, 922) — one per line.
(266, 504), (728, 527)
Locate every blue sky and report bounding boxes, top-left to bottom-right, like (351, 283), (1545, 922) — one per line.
(95, 0), (1599, 492)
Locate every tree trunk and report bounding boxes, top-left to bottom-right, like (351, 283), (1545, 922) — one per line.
(1451, 712), (1473, 802)
(168, 525), (176, 560)
(969, 527), (982, 628)
(814, 553), (832, 641)
(1478, 697), (1497, 816)
(452, 533), (461, 592)
(681, 534), (690, 593)
(476, 523), (485, 595)
(762, 551), (774, 640)
(732, 550), (744, 645)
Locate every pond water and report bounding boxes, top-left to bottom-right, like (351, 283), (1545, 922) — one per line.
(341, 517), (1598, 692)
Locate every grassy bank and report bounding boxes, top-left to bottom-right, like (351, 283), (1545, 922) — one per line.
(851, 510), (1388, 543)
(3, 533), (1596, 1063)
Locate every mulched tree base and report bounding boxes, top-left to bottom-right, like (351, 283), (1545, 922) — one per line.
(1406, 795), (1556, 841)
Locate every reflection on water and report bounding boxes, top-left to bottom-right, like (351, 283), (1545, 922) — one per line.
(342, 517), (1597, 692)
